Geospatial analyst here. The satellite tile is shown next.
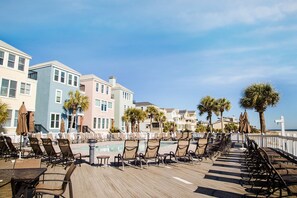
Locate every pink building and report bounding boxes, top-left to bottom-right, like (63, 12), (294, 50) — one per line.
(80, 75), (114, 133)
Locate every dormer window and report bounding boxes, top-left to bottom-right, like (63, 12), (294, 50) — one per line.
(68, 74), (73, 85)
(0, 51), (4, 65)
(18, 57), (25, 71)
(8, 54), (15, 68)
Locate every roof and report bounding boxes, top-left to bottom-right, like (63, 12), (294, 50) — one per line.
(80, 74), (109, 85)
(135, 102), (156, 107)
(179, 110), (187, 114)
(0, 40), (31, 58)
(112, 83), (134, 93)
(163, 108), (176, 113)
(30, 60), (81, 75)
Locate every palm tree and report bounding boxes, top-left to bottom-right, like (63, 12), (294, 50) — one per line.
(197, 96), (217, 132)
(0, 100), (9, 127)
(64, 90), (89, 132)
(123, 108), (139, 132)
(134, 109), (147, 132)
(215, 98), (231, 133)
(122, 113), (130, 132)
(154, 111), (167, 132)
(239, 83), (280, 133)
(145, 106), (158, 132)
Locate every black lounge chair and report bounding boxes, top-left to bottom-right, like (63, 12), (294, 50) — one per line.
(28, 137), (45, 158)
(165, 139), (191, 163)
(58, 139), (82, 166)
(35, 163), (77, 198)
(114, 140), (139, 169)
(138, 139), (161, 168)
(41, 138), (61, 165)
(189, 138), (208, 162)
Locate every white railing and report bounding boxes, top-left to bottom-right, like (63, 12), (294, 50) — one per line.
(246, 134), (297, 160)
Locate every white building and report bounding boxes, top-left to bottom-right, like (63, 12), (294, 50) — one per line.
(0, 40), (37, 134)
(178, 110), (197, 132)
(109, 76), (134, 132)
(135, 102), (160, 132)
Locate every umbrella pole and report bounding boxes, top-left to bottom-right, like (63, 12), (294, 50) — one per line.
(19, 134), (22, 159)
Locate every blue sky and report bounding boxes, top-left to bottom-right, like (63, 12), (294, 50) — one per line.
(1, 0), (297, 129)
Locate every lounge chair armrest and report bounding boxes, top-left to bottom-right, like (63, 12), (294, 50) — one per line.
(138, 153), (144, 158)
(43, 172), (66, 176)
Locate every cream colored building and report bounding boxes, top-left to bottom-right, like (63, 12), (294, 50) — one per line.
(0, 40), (37, 134)
(135, 102), (161, 132)
(109, 76), (134, 132)
(178, 110), (197, 131)
(212, 117), (239, 131)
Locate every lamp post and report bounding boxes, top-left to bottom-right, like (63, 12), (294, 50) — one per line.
(275, 116), (286, 151)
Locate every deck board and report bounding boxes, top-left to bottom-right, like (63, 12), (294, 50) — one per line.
(0, 147), (249, 198)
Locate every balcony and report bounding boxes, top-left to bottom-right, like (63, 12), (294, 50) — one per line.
(28, 71), (37, 80)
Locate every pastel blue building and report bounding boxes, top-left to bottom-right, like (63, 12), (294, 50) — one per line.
(29, 61), (82, 133)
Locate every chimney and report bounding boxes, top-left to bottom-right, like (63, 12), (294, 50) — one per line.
(109, 76), (116, 87)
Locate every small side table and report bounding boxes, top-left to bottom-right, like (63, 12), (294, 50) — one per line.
(97, 155), (110, 167)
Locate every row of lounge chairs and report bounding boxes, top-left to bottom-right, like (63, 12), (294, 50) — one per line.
(114, 133), (232, 169)
(28, 137), (82, 167)
(245, 137), (297, 197)
(0, 136), (32, 159)
(111, 131), (194, 141)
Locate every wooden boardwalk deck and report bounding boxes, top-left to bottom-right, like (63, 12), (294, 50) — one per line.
(0, 147), (250, 198)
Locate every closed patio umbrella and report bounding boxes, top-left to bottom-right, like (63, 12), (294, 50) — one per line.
(16, 102), (28, 152)
(238, 113), (244, 133)
(241, 111), (251, 133)
(60, 119), (65, 133)
(29, 112), (35, 132)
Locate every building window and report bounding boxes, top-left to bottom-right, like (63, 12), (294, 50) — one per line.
(101, 84), (104, 94)
(0, 79), (9, 96)
(8, 54), (15, 68)
(106, 119), (109, 129)
(55, 90), (62, 103)
(95, 99), (100, 107)
(108, 102), (112, 109)
(50, 113), (60, 129)
(60, 71), (65, 83)
(97, 118), (101, 129)
(54, 69), (59, 82)
(20, 82), (31, 95)
(73, 76), (78, 87)
(68, 74), (73, 85)
(101, 101), (107, 112)
(9, 80), (17, 98)
(106, 86), (109, 94)
(1, 79), (17, 98)
(102, 118), (105, 129)
(4, 110), (12, 127)
(93, 117), (97, 129)
(0, 51), (4, 65)
(96, 83), (99, 92)
(18, 57), (25, 71)
(14, 110), (18, 127)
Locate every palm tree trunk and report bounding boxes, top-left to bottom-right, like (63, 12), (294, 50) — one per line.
(69, 109), (76, 133)
(259, 112), (266, 134)
(125, 122), (129, 132)
(209, 113), (213, 133)
(220, 112), (224, 133)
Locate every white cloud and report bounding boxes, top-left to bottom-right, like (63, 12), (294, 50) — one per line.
(200, 66), (297, 85)
(243, 25), (297, 37)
